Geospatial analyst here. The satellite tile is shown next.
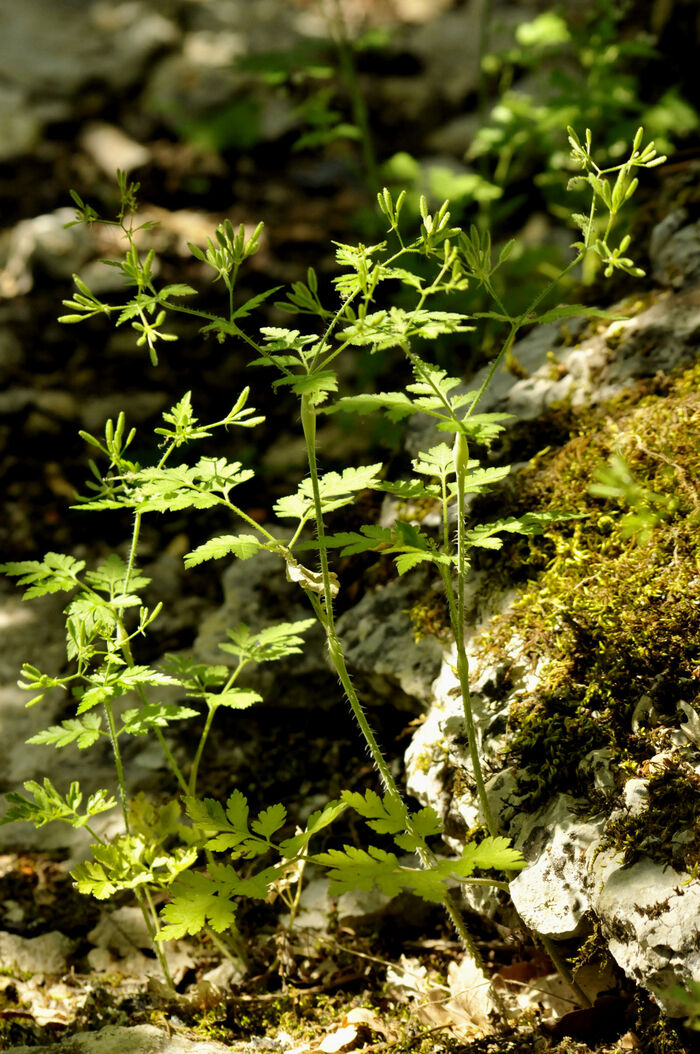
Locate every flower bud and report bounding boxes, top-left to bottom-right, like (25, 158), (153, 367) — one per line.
(453, 430), (469, 477)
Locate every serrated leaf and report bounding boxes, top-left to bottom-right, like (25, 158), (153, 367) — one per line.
(395, 551), (434, 574)
(27, 714), (103, 750)
(219, 619), (315, 664)
(342, 789), (406, 836)
(413, 443), (455, 477)
(532, 304), (626, 325)
(455, 836), (525, 876)
(411, 805), (443, 840)
(75, 665), (180, 715)
(184, 533), (262, 568)
(378, 478), (440, 501)
(314, 845), (404, 897)
(466, 510), (581, 548)
(120, 702), (199, 736)
(72, 835), (198, 900)
(126, 459), (255, 514)
(157, 870), (239, 939)
(317, 464), (383, 498)
(83, 553), (150, 595)
(278, 798), (347, 858)
(1, 779), (115, 829)
(159, 283), (198, 298)
(231, 286), (282, 320)
(332, 391), (417, 421)
(251, 803), (287, 840)
(275, 465), (382, 522)
(0, 552), (85, 599)
(222, 789), (249, 832)
(273, 370), (338, 406)
(205, 688), (263, 710)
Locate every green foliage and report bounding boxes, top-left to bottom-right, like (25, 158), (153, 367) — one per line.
(669, 980), (700, 1031)
(0, 553), (85, 599)
(589, 451), (677, 543)
(0, 130), (660, 993)
(475, 3), (694, 188)
(1, 779), (116, 829)
(218, 620), (317, 665)
(314, 790), (523, 901)
(72, 835), (198, 900)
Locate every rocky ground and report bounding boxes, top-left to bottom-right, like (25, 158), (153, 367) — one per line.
(1, 1), (699, 1052)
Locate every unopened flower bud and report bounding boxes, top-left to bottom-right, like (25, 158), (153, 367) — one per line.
(453, 430), (469, 476)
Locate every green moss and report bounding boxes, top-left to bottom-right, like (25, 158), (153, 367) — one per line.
(406, 595), (453, 643)
(632, 991), (691, 1054)
(604, 756), (700, 871)
(474, 362), (700, 808)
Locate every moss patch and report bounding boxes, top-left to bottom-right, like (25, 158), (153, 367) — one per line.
(475, 362), (700, 808)
(603, 755), (700, 872)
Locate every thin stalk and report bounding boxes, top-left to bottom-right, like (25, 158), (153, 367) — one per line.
(188, 704), (218, 799)
(136, 886), (175, 990)
(123, 511), (143, 600)
(327, 0), (379, 190)
(205, 925), (246, 967)
(300, 395), (399, 794)
(284, 858), (308, 932)
(299, 394), (509, 1020)
(438, 565), (497, 838)
(466, 252), (584, 416)
(101, 693), (176, 990)
(102, 700), (131, 832)
(539, 933), (592, 1009)
(109, 511), (181, 990)
(153, 728), (189, 796)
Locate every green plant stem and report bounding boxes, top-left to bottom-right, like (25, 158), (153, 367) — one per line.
(327, 0), (379, 190)
(137, 886), (175, 990)
(458, 463), (496, 838)
(102, 700), (131, 833)
(539, 933), (592, 1009)
(438, 565), (497, 839)
(299, 396), (398, 796)
(111, 510), (179, 990)
(153, 728), (189, 796)
(467, 252), (584, 415)
(299, 394), (509, 1021)
(205, 925), (246, 968)
(123, 511), (142, 598)
(188, 704), (218, 798)
(101, 693), (175, 991)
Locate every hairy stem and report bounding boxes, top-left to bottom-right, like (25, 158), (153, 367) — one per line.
(137, 887), (175, 990)
(299, 395), (511, 1018)
(188, 705), (218, 799)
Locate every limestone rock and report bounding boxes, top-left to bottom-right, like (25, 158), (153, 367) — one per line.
(335, 573), (444, 708)
(591, 854), (700, 1015)
(0, 931), (75, 977)
(6, 1024), (232, 1054)
(508, 797), (603, 940)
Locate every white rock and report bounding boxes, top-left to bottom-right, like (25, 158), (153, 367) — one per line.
(0, 930), (74, 976)
(6, 1023), (232, 1054)
(591, 853), (700, 1014)
(509, 797), (603, 939)
(336, 573), (444, 706)
(621, 778), (649, 816)
(79, 123), (150, 177)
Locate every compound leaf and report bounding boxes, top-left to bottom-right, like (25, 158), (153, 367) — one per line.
(184, 534), (261, 568)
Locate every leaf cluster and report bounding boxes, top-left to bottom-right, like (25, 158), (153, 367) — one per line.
(313, 789), (524, 901)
